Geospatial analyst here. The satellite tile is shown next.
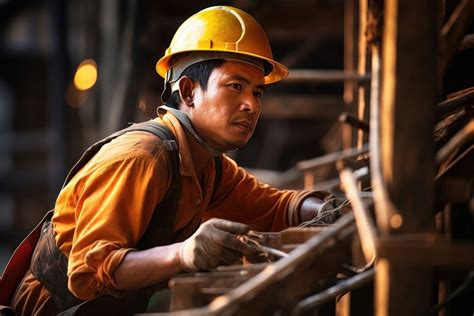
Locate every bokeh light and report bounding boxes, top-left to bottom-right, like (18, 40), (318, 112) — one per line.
(73, 59), (98, 91)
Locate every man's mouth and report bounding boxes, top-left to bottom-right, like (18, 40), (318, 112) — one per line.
(233, 120), (253, 133)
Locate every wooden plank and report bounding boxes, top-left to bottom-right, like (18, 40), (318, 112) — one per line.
(169, 273), (254, 311)
(168, 264), (269, 311)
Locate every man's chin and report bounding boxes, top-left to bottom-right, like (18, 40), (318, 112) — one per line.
(224, 139), (249, 150)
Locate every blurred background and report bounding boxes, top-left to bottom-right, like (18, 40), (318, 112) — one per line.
(0, 0), (348, 271)
(0, 0), (472, 276)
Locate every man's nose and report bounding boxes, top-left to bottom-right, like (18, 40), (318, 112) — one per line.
(240, 93), (260, 114)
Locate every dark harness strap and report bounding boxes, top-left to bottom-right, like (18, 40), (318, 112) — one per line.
(32, 121), (180, 314)
(63, 121), (178, 189)
(212, 155), (222, 198)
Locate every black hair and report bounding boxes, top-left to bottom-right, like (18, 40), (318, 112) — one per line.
(165, 59), (226, 109)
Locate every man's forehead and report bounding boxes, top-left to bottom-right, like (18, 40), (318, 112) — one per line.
(216, 61), (266, 86)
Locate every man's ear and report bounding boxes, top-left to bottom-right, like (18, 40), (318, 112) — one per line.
(178, 76), (196, 108)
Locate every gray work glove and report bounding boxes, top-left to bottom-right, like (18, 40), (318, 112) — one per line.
(179, 218), (250, 271)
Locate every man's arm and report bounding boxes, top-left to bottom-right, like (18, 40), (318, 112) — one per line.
(206, 156), (342, 231)
(114, 218), (251, 290)
(115, 196), (337, 291)
(114, 243), (183, 290)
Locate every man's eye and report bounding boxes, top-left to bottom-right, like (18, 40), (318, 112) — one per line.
(230, 83), (242, 90)
(254, 91), (264, 98)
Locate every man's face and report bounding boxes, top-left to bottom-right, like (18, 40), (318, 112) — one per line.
(187, 61), (265, 151)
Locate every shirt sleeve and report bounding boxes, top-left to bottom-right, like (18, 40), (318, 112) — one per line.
(204, 155), (311, 232)
(61, 147), (171, 300)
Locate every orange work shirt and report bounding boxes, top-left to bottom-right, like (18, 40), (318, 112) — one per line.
(12, 110), (310, 315)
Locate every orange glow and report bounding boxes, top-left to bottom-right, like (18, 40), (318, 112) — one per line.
(390, 214), (403, 229)
(74, 59), (98, 91)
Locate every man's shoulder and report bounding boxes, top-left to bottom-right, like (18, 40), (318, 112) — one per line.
(97, 130), (171, 162)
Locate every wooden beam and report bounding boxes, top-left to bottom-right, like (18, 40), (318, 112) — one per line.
(261, 95), (344, 119)
(283, 69), (370, 84)
(297, 144), (369, 172)
(377, 236), (474, 268)
(258, 4), (344, 40)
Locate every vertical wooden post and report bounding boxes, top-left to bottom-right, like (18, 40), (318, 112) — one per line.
(376, 0), (438, 315)
(343, 0), (358, 149)
(380, 0), (437, 232)
(339, 2), (369, 314)
(336, 293), (350, 316)
(357, 0), (370, 149)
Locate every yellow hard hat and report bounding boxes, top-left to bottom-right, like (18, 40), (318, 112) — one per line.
(156, 6), (288, 85)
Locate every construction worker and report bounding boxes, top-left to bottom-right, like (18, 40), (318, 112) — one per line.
(10, 6), (336, 315)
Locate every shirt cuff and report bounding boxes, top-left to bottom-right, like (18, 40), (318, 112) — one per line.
(287, 190), (333, 226)
(68, 242), (136, 300)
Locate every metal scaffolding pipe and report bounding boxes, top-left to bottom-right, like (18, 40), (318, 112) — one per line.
(340, 168), (377, 263)
(339, 112), (370, 132)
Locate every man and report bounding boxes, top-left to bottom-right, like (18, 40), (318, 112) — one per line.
(11, 6), (333, 315)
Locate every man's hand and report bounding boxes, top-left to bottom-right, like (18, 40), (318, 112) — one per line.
(179, 218), (250, 271)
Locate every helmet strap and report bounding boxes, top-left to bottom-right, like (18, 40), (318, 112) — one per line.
(161, 70), (174, 102)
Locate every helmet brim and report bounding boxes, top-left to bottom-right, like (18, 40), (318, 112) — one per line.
(156, 49), (289, 84)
